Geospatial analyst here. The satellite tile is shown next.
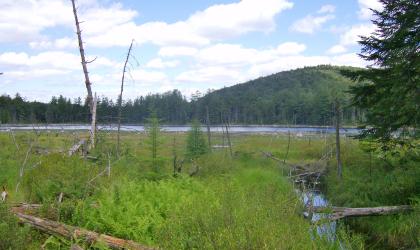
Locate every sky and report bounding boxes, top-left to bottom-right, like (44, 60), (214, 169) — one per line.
(0, 0), (383, 102)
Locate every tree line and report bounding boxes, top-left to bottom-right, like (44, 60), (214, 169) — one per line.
(0, 66), (364, 126)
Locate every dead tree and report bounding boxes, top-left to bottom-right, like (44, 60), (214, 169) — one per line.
(312, 205), (413, 221)
(16, 139), (34, 193)
(225, 120), (233, 157)
(9, 129), (19, 150)
(68, 139), (86, 156)
(205, 106), (212, 151)
(117, 39), (134, 156)
(13, 212), (154, 250)
(334, 99), (342, 179)
(90, 94), (97, 149)
(71, 0), (96, 148)
(283, 130), (291, 164)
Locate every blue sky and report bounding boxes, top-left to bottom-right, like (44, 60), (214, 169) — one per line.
(0, 0), (382, 102)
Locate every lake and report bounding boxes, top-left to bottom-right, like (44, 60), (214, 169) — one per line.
(0, 124), (360, 135)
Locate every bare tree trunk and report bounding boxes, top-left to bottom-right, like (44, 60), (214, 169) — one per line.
(117, 39), (134, 156)
(107, 152), (111, 177)
(71, 0), (96, 148)
(334, 99), (342, 179)
(13, 212), (154, 250)
(16, 139), (34, 193)
(220, 113), (226, 148)
(68, 139), (86, 156)
(90, 94), (97, 149)
(312, 205), (413, 220)
(205, 106), (212, 151)
(71, 0), (93, 112)
(224, 117), (233, 157)
(9, 129), (19, 150)
(172, 136), (177, 177)
(283, 130), (291, 164)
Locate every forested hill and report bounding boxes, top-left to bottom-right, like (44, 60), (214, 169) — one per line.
(0, 65), (363, 125)
(195, 65), (363, 125)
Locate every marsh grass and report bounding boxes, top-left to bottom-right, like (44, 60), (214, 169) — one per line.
(0, 131), (413, 249)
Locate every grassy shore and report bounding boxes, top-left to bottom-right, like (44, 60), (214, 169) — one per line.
(0, 130), (417, 249)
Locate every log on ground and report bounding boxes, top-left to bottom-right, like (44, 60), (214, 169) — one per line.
(14, 211), (154, 250)
(312, 205), (413, 220)
(68, 139), (86, 156)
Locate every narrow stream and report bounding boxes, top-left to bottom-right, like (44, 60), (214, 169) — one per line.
(301, 191), (337, 241)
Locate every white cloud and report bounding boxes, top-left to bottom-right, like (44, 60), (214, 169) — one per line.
(358, 0), (383, 20)
(339, 24), (375, 47)
(176, 66), (243, 84)
(290, 5), (335, 34)
(1, 0), (293, 48)
(318, 5), (336, 14)
(82, 0), (294, 48)
(159, 47), (199, 57)
(275, 42), (307, 55)
(129, 69), (168, 84)
(146, 58), (179, 69)
(174, 42), (364, 87)
(0, 51), (118, 80)
(327, 23), (375, 54)
(187, 0), (293, 39)
(249, 53), (366, 78)
(29, 37), (77, 50)
(194, 42), (306, 67)
(0, 0), (74, 43)
(327, 45), (347, 54)
(0, 51), (80, 70)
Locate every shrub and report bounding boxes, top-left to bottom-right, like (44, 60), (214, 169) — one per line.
(185, 119), (208, 160)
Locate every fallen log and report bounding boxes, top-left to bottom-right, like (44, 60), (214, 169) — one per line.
(261, 151), (283, 163)
(68, 139), (86, 156)
(311, 205), (413, 220)
(14, 212), (154, 250)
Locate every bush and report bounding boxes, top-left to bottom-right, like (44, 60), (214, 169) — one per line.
(23, 154), (98, 203)
(185, 119), (208, 160)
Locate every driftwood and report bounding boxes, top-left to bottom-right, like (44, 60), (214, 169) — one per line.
(312, 205), (413, 220)
(13, 212), (153, 250)
(68, 139), (86, 156)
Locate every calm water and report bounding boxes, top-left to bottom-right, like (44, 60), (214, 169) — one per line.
(0, 124), (360, 135)
(302, 191), (337, 242)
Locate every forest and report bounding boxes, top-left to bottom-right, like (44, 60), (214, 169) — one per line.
(0, 66), (361, 126)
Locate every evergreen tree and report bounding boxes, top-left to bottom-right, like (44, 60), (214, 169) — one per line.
(185, 119), (208, 159)
(343, 0), (419, 148)
(145, 112), (162, 171)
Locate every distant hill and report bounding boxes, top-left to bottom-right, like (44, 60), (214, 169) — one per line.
(0, 65), (363, 125)
(195, 65), (363, 125)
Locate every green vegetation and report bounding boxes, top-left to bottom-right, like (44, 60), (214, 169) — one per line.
(1, 131), (373, 249)
(342, 0), (419, 148)
(145, 113), (163, 171)
(0, 65), (361, 126)
(185, 119), (208, 159)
